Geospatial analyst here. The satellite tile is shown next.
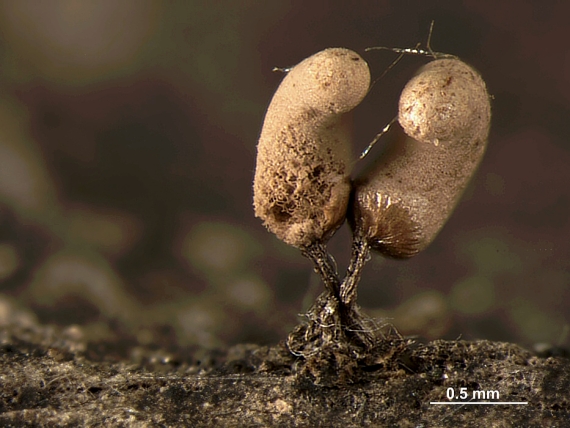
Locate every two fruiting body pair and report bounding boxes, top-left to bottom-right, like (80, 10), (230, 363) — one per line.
(253, 48), (491, 259)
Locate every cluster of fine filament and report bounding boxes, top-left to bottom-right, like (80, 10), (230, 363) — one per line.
(253, 47), (491, 360)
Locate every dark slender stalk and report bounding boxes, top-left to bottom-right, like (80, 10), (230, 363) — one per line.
(301, 241), (340, 298)
(340, 235), (370, 306)
(288, 237), (377, 382)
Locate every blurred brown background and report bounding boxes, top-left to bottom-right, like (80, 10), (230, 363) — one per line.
(0, 0), (568, 353)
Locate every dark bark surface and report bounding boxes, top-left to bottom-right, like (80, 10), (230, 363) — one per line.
(1, 317), (569, 427)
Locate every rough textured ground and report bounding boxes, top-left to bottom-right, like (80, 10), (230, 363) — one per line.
(1, 314), (569, 427)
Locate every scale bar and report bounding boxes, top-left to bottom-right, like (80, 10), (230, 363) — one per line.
(430, 402), (528, 405)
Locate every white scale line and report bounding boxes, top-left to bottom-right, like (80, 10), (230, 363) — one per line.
(430, 402), (528, 405)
